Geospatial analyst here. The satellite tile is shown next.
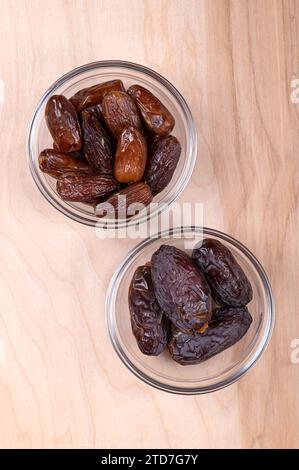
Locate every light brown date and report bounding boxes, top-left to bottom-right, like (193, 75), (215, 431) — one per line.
(95, 182), (152, 219)
(56, 174), (119, 203)
(38, 149), (91, 178)
(127, 84), (175, 136)
(102, 91), (141, 138)
(69, 79), (125, 113)
(45, 95), (82, 152)
(114, 127), (147, 183)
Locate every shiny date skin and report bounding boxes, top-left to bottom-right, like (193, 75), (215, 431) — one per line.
(45, 95), (82, 152)
(69, 79), (125, 113)
(56, 173), (119, 203)
(52, 143), (87, 161)
(102, 91), (141, 138)
(145, 135), (181, 194)
(114, 127), (147, 183)
(168, 306), (252, 365)
(192, 239), (253, 307)
(151, 245), (212, 333)
(95, 182), (152, 219)
(129, 265), (170, 355)
(38, 149), (91, 178)
(128, 84), (175, 136)
(82, 105), (114, 174)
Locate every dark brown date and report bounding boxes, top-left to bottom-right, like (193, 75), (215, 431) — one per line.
(69, 79), (125, 113)
(53, 141), (87, 161)
(192, 239), (253, 307)
(168, 306), (252, 365)
(151, 245), (212, 333)
(95, 182), (152, 219)
(145, 135), (181, 194)
(127, 84), (175, 136)
(56, 173), (119, 203)
(102, 91), (141, 138)
(129, 265), (170, 355)
(38, 149), (91, 178)
(45, 95), (82, 152)
(82, 105), (114, 174)
(114, 127), (147, 183)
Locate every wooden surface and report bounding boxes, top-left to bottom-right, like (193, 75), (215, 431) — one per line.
(0, 0), (298, 449)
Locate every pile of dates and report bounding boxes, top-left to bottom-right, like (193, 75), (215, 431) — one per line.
(39, 79), (181, 218)
(129, 239), (253, 365)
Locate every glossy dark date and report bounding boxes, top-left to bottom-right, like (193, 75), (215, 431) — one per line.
(82, 105), (114, 174)
(129, 265), (170, 355)
(151, 245), (212, 333)
(145, 135), (181, 194)
(45, 95), (82, 152)
(128, 84), (175, 136)
(38, 149), (91, 178)
(102, 91), (141, 138)
(69, 79), (125, 113)
(192, 239), (253, 307)
(168, 306), (252, 365)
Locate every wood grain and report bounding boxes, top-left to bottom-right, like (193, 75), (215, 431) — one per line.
(0, 0), (298, 448)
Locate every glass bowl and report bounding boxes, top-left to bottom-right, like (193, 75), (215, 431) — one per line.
(27, 60), (197, 228)
(106, 227), (274, 395)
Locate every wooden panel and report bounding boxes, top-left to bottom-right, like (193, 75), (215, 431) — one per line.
(0, 0), (298, 448)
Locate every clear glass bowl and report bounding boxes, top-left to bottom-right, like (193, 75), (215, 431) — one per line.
(27, 60), (197, 228)
(106, 227), (274, 395)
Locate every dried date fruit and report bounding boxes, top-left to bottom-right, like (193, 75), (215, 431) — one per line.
(45, 95), (82, 152)
(82, 105), (114, 174)
(192, 239), (253, 307)
(145, 135), (181, 194)
(53, 140), (87, 161)
(95, 182), (152, 219)
(128, 84), (175, 136)
(129, 265), (170, 355)
(168, 306), (252, 365)
(56, 173), (119, 203)
(114, 127), (147, 183)
(70, 149), (88, 161)
(102, 91), (141, 138)
(151, 245), (212, 333)
(69, 79), (125, 113)
(38, 149), (91, 178)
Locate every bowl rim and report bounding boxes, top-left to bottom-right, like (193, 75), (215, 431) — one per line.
(105, 226), (275, 395)
(27, 60), (197, 229)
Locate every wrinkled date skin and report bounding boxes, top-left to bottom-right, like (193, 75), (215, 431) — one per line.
(192, 239), (253, 307)
(45, 95), (82, 152)
(39, 149), (91, 178)
(82, 105), (114, 174)
(151, 245), (212, 333)
(95, 182), (152, 219)
(102, 91), (141, 138)
(69, 79), (125, 113)
(114, 127), (147, 183)
(128, 84), (175, 136)
(52, 143), (87, 161)
(129, 265), (170, 355)
(145, 135), (181, 194)
(168, 306), (252, 365)
(56, 173), (119, 203)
